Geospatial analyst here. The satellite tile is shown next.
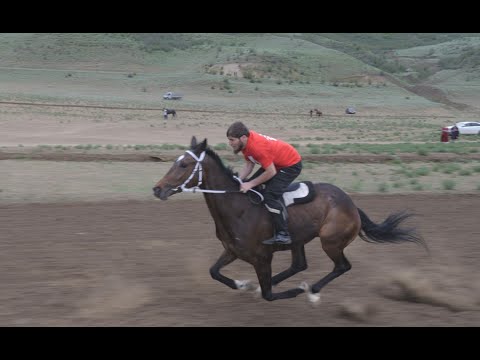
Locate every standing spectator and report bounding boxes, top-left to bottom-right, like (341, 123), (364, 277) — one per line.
(441, 127), (449, 143)
(163, 108), (168, 120)
(450, 125), (459, 141)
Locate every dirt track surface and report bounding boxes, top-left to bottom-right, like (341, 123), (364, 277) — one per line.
(1, 194), (479, 326)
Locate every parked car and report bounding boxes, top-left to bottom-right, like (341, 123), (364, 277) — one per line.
(345, 107), (356, 114)
(446, 121), (480, 135)
(163, 91), (183, 100)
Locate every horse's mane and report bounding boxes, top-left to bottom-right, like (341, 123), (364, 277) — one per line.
(204, 147), (238, 179)
(189, 139), (238, 180)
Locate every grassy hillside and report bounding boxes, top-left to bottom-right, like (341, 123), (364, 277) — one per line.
(0, 33), (478, 115)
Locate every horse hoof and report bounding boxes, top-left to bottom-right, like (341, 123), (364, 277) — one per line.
(299, 281), (321, 305)
(235, 279), (255, 291)
(307, 292), (321, 306)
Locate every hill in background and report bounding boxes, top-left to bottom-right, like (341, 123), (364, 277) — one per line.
(0, 33), (478, 116)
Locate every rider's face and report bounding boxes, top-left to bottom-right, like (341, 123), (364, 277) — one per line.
(228, 135), (246, 154)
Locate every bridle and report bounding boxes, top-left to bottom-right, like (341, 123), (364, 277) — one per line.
(172, 150), (264, 202)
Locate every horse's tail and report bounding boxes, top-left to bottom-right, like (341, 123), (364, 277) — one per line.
(357, 207), (428, 252)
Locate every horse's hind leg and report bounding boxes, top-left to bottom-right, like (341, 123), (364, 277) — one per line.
(309, 210), (359, 295)
(254, 261), (305, 301)
(271, 244), (308, 286)
(311, 245), (352, 294)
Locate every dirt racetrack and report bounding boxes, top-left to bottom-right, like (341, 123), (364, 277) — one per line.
(1, 193), (479, 326)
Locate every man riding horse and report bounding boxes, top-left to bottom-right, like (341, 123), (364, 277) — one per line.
(226, 121), (302, 245)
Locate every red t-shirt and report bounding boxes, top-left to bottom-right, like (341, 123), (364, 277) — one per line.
(242, 130), (301, 170)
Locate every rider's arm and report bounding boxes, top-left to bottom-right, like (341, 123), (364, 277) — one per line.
(239, 161), (255, 181)
(247, 163), (276, 188)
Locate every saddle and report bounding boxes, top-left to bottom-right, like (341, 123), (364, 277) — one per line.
(253, 181), (316, 207)
(282, 181), (316, 206)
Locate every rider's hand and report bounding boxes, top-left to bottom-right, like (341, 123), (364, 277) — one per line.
(240, 182), (254, 193)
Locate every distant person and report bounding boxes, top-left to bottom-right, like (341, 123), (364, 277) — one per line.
(441, 127), (449, 143)
(450, 125), (459, 141)
(163, 108), (168, 120)
(309, 109), (313, 117)
(226, 121), (302, 245)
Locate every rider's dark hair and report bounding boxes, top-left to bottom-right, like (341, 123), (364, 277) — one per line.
(226, 121), (250, 138)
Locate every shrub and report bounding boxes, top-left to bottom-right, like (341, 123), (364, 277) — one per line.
(442, 179), (456, 190)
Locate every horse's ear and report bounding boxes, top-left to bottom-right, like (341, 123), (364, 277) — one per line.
(190, 136), (197, 148)
(199, 138), (208, 151)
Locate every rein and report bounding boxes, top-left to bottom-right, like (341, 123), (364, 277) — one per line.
(173, 150), (264, 202)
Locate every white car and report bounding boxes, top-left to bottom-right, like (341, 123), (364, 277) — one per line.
(447, 121), (480, 135)
(163, 91), (183, 100)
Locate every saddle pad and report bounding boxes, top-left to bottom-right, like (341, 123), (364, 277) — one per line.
(283, 181), (315, 207)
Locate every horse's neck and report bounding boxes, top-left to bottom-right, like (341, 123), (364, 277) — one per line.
(202, 158), (238, 192)
(201, 159), (251, 221)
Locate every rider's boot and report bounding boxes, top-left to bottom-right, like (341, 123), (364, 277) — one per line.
(262, 204), (291, 245)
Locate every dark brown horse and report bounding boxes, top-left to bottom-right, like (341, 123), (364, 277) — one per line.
(153, 136), (426, 303)
(165, 108), (176, 117)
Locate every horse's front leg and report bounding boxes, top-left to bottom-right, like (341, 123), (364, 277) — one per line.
(209, 249), (253, 290)
(254, 260), (305, 301)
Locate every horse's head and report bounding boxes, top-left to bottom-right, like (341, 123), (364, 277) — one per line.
(153, 136), (208, 200)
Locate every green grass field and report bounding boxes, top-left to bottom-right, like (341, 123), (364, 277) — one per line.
(1, 33), (479, 201)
